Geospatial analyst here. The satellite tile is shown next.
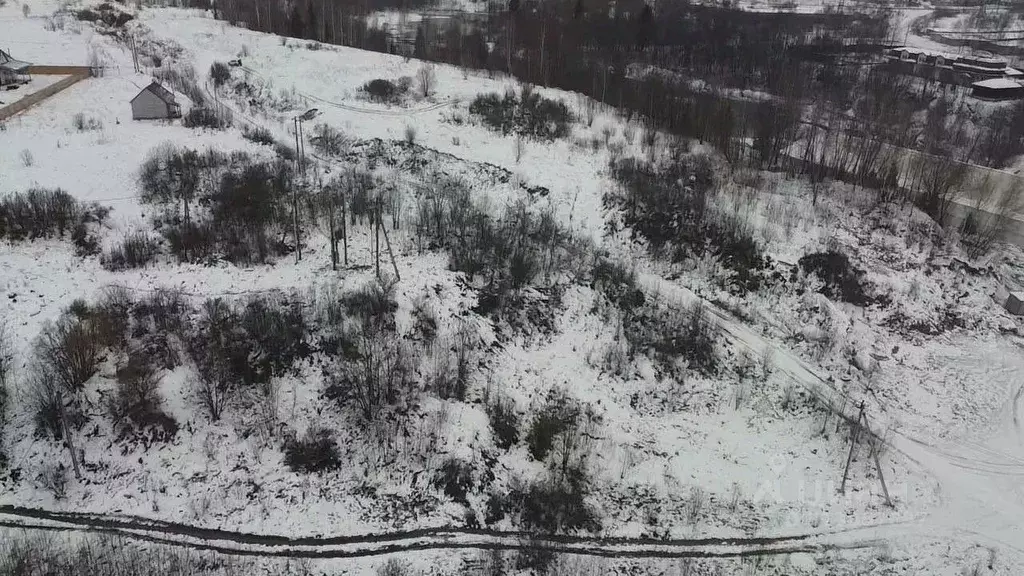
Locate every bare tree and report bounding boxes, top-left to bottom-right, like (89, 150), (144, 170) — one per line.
(190, 299), (237, 421)
(916, 154), (967, 224)
(36, 313), (100, 394)
(344, 330), (411, 421)
(417, 64), (436, 99)
(30, 313), (101, 480)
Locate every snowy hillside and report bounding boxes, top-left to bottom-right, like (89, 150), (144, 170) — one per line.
(1, 1), (1024, 575)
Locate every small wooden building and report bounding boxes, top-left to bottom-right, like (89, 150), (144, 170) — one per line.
(972, 78), (1024, 101)
(130, 81), (181, 120)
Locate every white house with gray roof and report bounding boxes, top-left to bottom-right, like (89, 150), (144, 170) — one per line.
(130, 81), (181, 120)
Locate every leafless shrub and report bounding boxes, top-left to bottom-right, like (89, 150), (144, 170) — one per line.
(430, 323), (475, 401)
(282, 425), (340, 473)
(20, 149), (34, 167)
(728, 482), (741, 513)
(87, 47), (106, 77)
(340, 330), (413, 421)
(378, 558), (408, 576)
(486, 392), (520, 450)
(191, 299), (236, 421)
(102, 232), (160, 271)
(72, 112), (103, 132)
(410, 292), (438, 342)
(404, 124), (417, 144)
(108, 353), (177, 442)
(781, 382), (796, 410)
(36, 311), (101, 394)
(0, 532), (251, 575)
(685, 486), (707, 526)
(310, 123), (350, 157)
(38, 463), (68, 499)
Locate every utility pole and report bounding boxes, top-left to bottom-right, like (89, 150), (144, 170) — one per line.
(293, 117), (302, 264)
(374, 197), (381, 280)
(340, 187), (348, 266)
(60, 403), (82, 480)
(840, 401), (866, 494)
(379, 201), (400, 281)
(859, 410), (894, 508)
(324, 173), (336, 271)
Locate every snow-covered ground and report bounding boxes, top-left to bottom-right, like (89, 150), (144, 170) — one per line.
(2, 1), (1024, 575)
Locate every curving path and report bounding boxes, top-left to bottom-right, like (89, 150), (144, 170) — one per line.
(0, 504), (908, 559)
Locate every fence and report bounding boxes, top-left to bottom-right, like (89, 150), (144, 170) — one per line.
(0, 66), (91, 121)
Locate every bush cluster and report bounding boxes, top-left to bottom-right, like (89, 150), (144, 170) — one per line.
(1, 533), (246, 576)
(140, 146), (295, 264)
(591, 257), (719, 376)
(487, 394), (520, 450)
(607, 155), (766, 293)
(798, 251), (874, 306)
(469, 85), (572, 141)
(414, 176), (573, 324)
(433, 458), (474, 504)
(0, 188), (108, 255)
(75, 3), (133, 27)
(242, 126), (276, 146)
(526, 390), (580, 461)
(283, 427), (341, 473)
(102, 232), (160, 271)
(188, 294), (309, 419)
(361, 77), (412, 104)
(309, 123), (349, 157)
(72, 112), (103, 131)
(108, 353), (178, 443)
(182, 106), (231, 130)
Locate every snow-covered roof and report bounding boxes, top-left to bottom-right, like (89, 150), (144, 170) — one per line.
(1005, 68), (1024, 78)
(890, 46), (960, 61)
(131, 81), (177, 105)
(972, 78), (1023, 90)
(0, 49), (31, 72)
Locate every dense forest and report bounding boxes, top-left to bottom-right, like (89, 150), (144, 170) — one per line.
(210, 0), (1024, 218)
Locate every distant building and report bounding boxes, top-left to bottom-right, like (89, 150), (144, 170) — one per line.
(0, 49), (31, 86)
(971, 78), (1024, 100)
(130, 81), (181, 120)
(883, 47), (1021, 89)
(1005, 292), (1024, 315)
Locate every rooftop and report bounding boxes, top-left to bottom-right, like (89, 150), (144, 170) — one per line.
(133, 81), (177, 104)
(972, 78), (1023, 90)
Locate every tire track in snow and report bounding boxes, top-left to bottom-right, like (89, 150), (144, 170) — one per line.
(0, 506), (908, 559)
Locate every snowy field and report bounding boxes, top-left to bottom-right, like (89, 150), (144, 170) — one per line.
(1, 2), (1024, 575)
